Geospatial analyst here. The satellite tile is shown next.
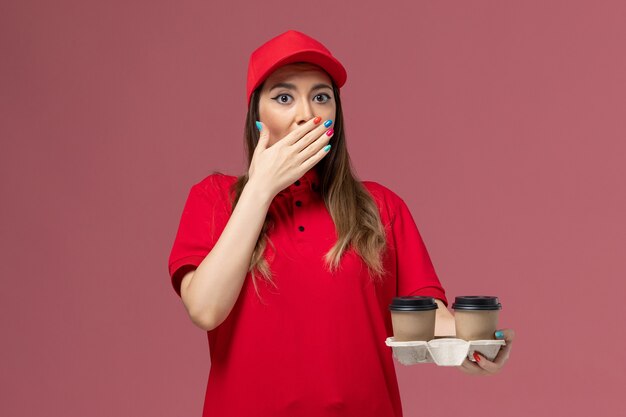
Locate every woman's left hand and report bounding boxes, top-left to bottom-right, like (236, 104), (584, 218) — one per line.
(456, 328), (515, 376)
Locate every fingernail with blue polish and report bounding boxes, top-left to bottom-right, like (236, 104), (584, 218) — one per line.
(495, 330), (504, 339)
(255, 121), (262, 131)
(323, 144), (331, 152)
(324, 119), (333, 128)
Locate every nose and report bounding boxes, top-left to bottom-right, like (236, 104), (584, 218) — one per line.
(295, 98), (315, 126)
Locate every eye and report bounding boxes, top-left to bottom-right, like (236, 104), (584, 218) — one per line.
(314, 93), (332, 103)
(272, 94), (293, 104)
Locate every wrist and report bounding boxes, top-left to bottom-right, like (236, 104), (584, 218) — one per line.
(243, 177), (275, 206)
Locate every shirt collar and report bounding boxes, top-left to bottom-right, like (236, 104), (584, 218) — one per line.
(278, 167), (320, 195)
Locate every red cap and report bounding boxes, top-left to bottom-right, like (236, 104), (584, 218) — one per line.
(246, 30), (347, 107)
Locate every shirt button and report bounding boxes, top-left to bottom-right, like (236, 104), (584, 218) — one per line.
(294, 180), (301, 186)
(295, 200), (302, 207)
(298, 225), (305, 232)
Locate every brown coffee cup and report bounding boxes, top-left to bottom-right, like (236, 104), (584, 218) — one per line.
(452, 296), (502, 340)
(389, 296), (438, 341)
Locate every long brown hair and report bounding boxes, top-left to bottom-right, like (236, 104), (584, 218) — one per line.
(223, 66), (388, 303)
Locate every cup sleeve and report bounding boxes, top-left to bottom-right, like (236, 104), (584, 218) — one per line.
(167, 180), (228, 298)
(390, 197), (448, 306)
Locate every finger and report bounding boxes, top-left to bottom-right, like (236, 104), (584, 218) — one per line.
(458, 358), (485, 375)
(299, 134), (333, 173)
(456, 361), (475, 375)
(461, 357), (479, 371)
(495, 328), (515, 344)
(493, 340), (512, 366)
(292, 120), (333, 154)
(299, 127), (334, 160)
(283, 116), (324, 146)
(492, 328), (514, 366)
(473, 352), (499, 374)
(255, 121), (270, 153)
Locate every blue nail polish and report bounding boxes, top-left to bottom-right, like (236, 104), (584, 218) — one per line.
(324, 119), (333, 128)
(323, 144), (331, 152)
(495, 330), (504, 339)
(255, 121), (262, 131)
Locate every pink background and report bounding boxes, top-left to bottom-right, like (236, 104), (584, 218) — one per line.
(2, 1), (624, 416)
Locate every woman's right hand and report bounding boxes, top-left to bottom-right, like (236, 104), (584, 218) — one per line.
(247, 116), (334, 198)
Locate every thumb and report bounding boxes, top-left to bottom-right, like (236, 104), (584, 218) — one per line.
(255, 121), (269, 151)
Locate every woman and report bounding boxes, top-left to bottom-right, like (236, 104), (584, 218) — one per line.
(168, 29), (514, 417)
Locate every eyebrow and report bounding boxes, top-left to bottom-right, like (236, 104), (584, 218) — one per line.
(269, 82), (333, 92)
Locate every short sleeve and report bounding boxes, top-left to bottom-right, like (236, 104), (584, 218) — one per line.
(167, 176), (230, 298)
(390, 197), (448, 306)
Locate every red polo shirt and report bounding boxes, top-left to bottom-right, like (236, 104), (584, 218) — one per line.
(168, 168), (448, 417)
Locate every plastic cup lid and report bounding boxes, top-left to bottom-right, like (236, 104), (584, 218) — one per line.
(389, 296), (438, 311)
(451, 296), (502, 311)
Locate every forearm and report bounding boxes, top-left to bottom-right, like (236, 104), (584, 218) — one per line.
(183, 179), (274, 330)
(434, 299), (456, 337)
